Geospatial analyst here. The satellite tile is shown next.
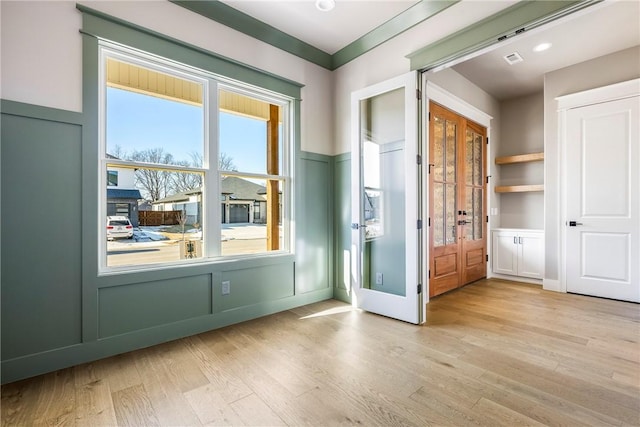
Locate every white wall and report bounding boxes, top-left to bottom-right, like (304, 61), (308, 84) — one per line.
(0, 1), (83, 112)
(332, 0), (512, 156)
(0, 1), (333, 155)
(544, 46), (640, 281)
(498, 92), (544, 229)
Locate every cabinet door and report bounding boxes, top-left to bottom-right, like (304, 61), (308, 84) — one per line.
(518, 232), (544, 279)
(492, 232), (518, 276)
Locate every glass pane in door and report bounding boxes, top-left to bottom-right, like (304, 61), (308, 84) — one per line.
(464, 129), (483, 241)
(473, 133), (483, 185)
(432, 114), (457, 247)
(359, 88), (406, 296)
(445, 183), (457, 244)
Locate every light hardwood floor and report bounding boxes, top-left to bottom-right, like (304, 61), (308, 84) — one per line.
(2, 279), (639, 426)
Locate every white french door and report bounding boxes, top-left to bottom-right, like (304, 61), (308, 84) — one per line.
(350, 72), (423, 324)
(561, 81), (639, 302)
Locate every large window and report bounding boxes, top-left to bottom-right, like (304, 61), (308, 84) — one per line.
(100, 45), (292, 271)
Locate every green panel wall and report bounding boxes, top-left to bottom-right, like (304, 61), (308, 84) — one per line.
(0, 101), (333, 383)
(98, 274), (212, 337)
(1, 7), (335, 384)
(333, 154), (352, 303)
(296, 154), (332, 294)
(217, 263), (294, 312)
(1, 113), (83, 360)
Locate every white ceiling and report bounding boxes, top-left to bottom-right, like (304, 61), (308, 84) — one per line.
(221, 0), (420, 54)
(220, 0), (640, 100)
(450, 0), (640, 100)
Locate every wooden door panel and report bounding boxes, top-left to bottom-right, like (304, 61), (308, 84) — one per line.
(463, 246), (485, 284)
(434, 252), (457, 275)
(465, 248), (483, 266)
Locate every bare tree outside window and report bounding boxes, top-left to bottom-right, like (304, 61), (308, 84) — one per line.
(219, 152), (237, 171)
(129, 148), (174, 201)
(178, 210), (187, 241)
(109, 148), (237, 200)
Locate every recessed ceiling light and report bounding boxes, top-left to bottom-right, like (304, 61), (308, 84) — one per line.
(316, 0), (335, 12)
(533, 43), (552, 52)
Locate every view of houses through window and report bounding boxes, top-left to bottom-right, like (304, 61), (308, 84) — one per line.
(102, 47), (289, 269)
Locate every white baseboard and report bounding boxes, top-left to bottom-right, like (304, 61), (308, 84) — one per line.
(543, 278), (562, 292)
(489, 273), (542, 285)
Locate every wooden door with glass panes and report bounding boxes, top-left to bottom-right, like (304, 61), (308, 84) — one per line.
(429, 102), (487, 297)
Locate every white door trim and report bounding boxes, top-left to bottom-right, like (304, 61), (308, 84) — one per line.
(556, 79), (640, 110)
(426, 81), (493, 126)
(557, 78), (640, 294)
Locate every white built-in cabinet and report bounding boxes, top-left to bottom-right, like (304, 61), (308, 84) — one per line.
(492, 229), (543, 280)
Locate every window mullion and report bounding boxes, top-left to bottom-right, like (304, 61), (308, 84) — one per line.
(205, 79), (221, 258)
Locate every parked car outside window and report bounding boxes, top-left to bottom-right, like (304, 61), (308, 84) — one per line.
(107, 216), (133, 240)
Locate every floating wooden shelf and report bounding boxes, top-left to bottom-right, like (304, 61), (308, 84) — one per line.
(495, 152), (544, 165)
(495, 185), (544, 193)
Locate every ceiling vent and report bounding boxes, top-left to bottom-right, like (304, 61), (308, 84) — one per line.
(503, 52), (524, 65)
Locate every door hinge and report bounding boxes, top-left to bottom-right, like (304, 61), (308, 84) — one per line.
(417, 284), (422, 294)
(486, 254), (489, 262)
(428, 112), (431, 121)
(486, 175), (491, 184)
(486, 137), (489, 145)
(428, 217), (431, 227)
(515, 27), (525, 34)
(486, 215), (489, 223)
(416, 89), (422, 100)
(428, 269), (431, 278)
(417, 219), (423, 230)
(417, 154), (422, 165)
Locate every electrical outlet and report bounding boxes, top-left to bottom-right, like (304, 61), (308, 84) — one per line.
(375, 272), (383, 285)
(222, 280), (230, 295)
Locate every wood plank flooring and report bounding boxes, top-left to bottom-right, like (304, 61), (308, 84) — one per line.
(2, 279), (639, 426)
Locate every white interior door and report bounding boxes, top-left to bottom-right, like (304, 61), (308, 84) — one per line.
(350, 72), (422, 324)
(564, 94), (639, 302)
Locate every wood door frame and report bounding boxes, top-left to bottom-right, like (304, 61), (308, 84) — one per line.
(423, 80), (493, 304)
(427, 102), (487, 297)
(557, 78), (640, 294)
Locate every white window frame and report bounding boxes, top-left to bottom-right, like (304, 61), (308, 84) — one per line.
(217, 83), (292, 257)
(98, 42), (294, 274)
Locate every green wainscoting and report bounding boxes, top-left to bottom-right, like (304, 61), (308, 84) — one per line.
(218, 262), (295, 312)
(98, 274), (213, 338)
(333, 153), (352, 304)
(296, 153), (333, 295)
(1, 109), (83, 361)
(0, 100), (334, 384)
